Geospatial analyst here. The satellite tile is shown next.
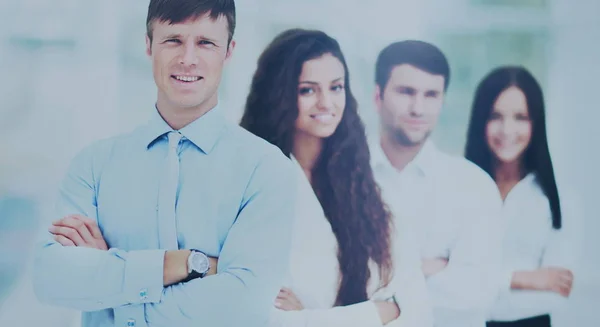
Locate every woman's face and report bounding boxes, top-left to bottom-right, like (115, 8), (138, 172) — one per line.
(295, 53), (346, 139)
(486, 86), (533, 165)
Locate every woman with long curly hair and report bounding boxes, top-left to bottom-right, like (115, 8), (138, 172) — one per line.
(240, 28), (432, 327)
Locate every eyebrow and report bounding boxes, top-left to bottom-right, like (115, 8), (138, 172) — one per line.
(161, 34), (219, 43)
(162, 33), (182, 40)
(299, 77), (344, 85)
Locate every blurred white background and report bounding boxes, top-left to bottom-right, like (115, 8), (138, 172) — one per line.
(0, 0), (598, 326)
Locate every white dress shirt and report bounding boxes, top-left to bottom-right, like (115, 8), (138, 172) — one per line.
(488, 173), (584, 322)
(371, 140), (504, 327)
(269, 156), (434, 327)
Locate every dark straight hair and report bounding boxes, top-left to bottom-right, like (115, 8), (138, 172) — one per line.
(465, 66), (562, 229)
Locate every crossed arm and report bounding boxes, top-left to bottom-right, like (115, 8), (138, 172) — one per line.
(33, 146), (297, 326)
(48, 214), (217, 286)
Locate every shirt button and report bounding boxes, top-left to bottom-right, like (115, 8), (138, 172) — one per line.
(127, 318), (136, 326)
(139, 288), (148, 300)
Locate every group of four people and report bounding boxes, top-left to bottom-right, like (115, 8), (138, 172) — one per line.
(32, 1), (581, 327)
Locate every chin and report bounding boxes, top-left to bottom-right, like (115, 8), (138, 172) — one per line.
(406, 134), (429, 145)
(171, 98), (205, 109)
(494, 152), (522, 164)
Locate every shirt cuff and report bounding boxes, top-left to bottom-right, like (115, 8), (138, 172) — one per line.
(501, 268), (514, 292)
(121, 249), (166, 305)
(361, 300), (384, 327)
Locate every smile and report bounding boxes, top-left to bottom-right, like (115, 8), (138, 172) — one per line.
(310, 113), (335, 123)
(172, 75), (202, 83)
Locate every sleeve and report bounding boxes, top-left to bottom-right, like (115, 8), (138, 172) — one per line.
(426, 172), (504, 324)
(267, 163), (384, 327)
(269, 302), (382, 327)
(142, 152), (298, 326)
(33, 143), (167, 312)
(386, 227), (434, 327)
(499, 191), (585, 317)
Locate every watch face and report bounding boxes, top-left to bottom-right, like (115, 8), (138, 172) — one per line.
(191, 252), (209, 273)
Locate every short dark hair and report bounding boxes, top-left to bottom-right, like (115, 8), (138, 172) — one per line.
(146, 0), (236, 44)
(465, 66), (562, 229)
(375, 40), (450, 93)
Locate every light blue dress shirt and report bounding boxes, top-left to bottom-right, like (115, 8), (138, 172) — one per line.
(32, 106), (297, 327)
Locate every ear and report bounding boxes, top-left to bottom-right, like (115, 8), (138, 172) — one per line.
(145, 34), (152, 57)
(374, 85), (383, 114)
(225, 39), (236, 62)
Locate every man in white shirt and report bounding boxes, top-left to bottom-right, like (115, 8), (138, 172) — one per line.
(370, 40), (503, 327)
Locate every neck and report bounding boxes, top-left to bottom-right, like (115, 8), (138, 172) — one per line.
(379, 130), (425, 172)
(293, 132), (323, 181)
(156, 93), (218, 130)
(494, 160), (523, 183)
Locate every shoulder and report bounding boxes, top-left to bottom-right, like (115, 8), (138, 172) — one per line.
(66, 131), (136, 174)
(434, 150), (500, 200)
(223, 123), (292, 169)
(220, 124), (296, 196)
(436, 152), (502, 210)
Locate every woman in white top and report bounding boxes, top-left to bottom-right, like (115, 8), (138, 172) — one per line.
(239, 29), (432, 327)
(465, 66), (583, 327)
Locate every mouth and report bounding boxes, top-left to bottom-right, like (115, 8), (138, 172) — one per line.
(403, 119), (428, 128)
(171, 75), (203, 83)
(310, 113), (335, 123)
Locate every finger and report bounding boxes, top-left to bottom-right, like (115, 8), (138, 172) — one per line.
(276, 300), (294, 311)
(561, 270), (574, 282)
(72, 215), (103, 239)
(54, 234), (75, 247)
(280, 287), (294, 294)
(49, 226), (85, 246)
(276, 293), (289, 300)
(290, 297), (302, 308)
(68, 215), (97, 243)
(551, 282), (570, 297)
(274, 299), (290, 310)
(558, 278), (573, 292)
(560, 273), (573, 286)
(55, 216), (95, 244)
(559, 284), (571, 297)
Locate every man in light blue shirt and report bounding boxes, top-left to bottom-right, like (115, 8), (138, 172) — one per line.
(32, 1), (297, 326)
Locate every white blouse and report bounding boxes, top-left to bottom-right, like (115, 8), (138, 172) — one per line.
(269, 156), (433, 327)
(488, 173), (584, 321)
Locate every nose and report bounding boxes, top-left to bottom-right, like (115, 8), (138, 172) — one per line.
(317, 91), (334, 111)
(501, 118), (516, 136)
(409, 94), (425, 116)
(179, 42), (199, 67)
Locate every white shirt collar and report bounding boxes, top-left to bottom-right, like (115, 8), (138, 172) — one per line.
(370, 136), (439, 177)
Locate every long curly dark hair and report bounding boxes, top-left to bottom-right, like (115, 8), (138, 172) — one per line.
(240, 28), (394, 306)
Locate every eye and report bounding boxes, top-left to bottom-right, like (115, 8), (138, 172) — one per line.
(299, 87), (315, 95)
(424, 90), (440, 98)
(489, 112), (502, 120)
(396, 87), (415, 96)
(516, 113), (530, 121)
(165, 39), (181, 44)
(199, 40), (216, 47)
(331, 84), (344, 92)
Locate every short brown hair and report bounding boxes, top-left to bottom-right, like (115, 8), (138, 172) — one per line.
(146, 0), (236, 44)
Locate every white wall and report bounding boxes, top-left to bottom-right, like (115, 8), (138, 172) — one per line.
(0, 0), (597, 325)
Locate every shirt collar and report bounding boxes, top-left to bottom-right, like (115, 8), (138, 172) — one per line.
(141, 104), (227, 154)
(370, 135), (438, 177)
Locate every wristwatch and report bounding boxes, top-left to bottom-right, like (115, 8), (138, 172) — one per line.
(186, 249), (210, 280)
